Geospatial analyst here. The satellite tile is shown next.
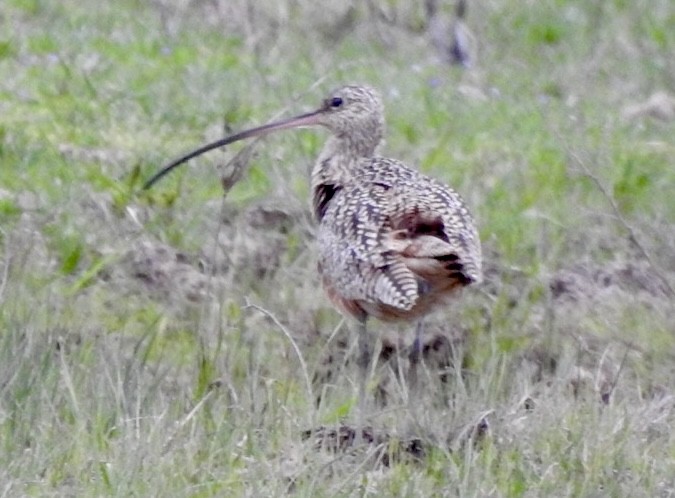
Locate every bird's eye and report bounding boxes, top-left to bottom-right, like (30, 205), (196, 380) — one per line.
(330, 97), (343, 108)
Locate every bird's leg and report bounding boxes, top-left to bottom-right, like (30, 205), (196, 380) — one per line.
(408, 320), (424, 403)
(356, 317), (371, 443)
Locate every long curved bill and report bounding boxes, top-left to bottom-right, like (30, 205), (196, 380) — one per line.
(143, 108), (324, 190)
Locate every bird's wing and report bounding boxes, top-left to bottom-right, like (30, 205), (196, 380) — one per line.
(317, 182), (419, 311)
(364, 158), (482, 283)
(318, 158), (482, 314)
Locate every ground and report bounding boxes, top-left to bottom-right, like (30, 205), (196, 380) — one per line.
(1, 0), (674, 496)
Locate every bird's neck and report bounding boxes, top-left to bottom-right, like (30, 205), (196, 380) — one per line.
(310, 135), (377, 221)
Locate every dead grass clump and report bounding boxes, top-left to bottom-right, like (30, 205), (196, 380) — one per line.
(622, 91), (675, 122)
(550, 260), (674, 305)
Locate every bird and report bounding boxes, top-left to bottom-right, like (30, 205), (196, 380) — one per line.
(143, 85), (482, 416)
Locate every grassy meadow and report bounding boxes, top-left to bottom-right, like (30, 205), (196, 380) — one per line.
(1, 0), (674, 495)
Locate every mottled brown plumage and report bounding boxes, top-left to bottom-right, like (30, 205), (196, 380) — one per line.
(309, 86), (481, 325)
(144, 85), (482, 409)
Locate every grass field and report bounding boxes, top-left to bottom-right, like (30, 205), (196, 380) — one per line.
(1, 0), (674, 495)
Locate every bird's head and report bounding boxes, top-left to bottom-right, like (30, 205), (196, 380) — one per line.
(143, 85), (385, 189)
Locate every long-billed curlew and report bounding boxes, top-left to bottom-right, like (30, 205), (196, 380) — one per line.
(144, 85), (482, 412)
